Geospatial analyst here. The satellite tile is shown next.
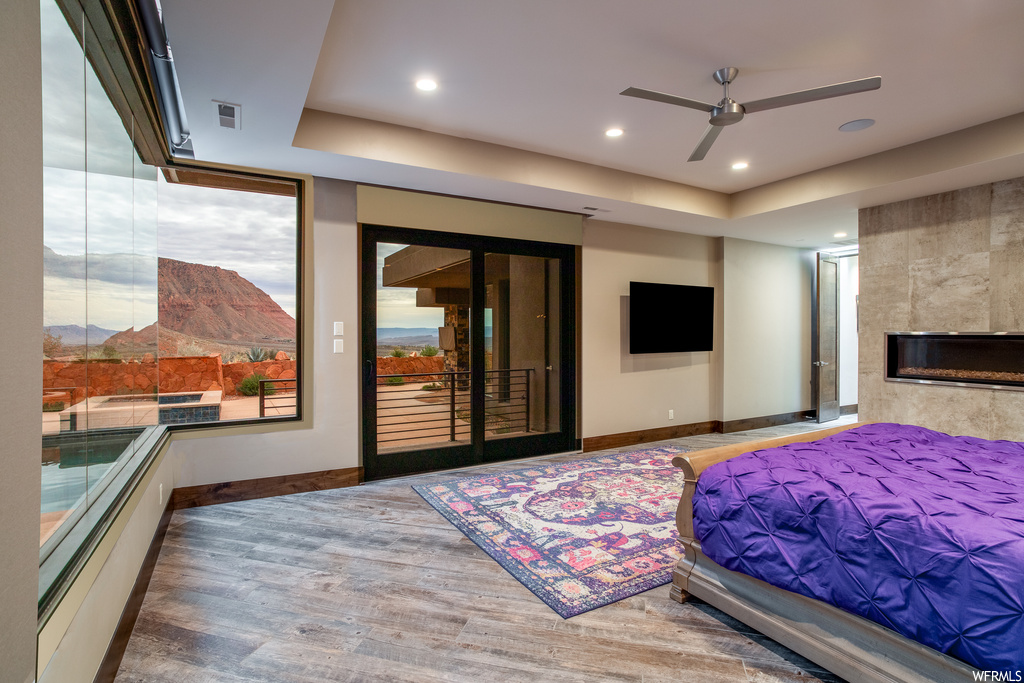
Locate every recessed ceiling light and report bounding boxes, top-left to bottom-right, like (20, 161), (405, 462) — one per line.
(731, 161), (748, 170)
(839, 118), (875, 132)
(415, 78), (438, 92)
(605, 128), (623, 137)
(834, 231), (848, 238)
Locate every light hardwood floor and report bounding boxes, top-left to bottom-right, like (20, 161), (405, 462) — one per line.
(116, 416), (858, 682)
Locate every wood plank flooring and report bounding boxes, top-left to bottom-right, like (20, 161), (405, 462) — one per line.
(115, 416), (857, 682)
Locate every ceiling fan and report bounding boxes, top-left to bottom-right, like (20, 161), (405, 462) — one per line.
(620, 67), (881, 162)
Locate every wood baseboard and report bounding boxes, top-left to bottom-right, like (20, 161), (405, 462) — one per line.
(584, 405), (862, 451)
(721, 410), (816, 434)
(93, 496), (173, 683)
(171, 466), (363, 509)
(582, 421), (720, 452)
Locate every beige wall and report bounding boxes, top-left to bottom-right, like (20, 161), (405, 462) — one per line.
(721, 238), (814, 422)
(1, 0), (44, 681)
(356, 185), (584, 245)
(858, 178), (1024, 439)
(581, 220), (718, 436)
(169, 177), (363, 484)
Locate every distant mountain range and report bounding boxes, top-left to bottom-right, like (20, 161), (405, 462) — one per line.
(44, 324), (120, 346)
(378, 329), (438, 344)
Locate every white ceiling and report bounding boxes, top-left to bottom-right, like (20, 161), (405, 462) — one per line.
(161, 0), (1024, 248)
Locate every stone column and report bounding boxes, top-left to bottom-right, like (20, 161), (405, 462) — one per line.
(443, 304), (470, 388)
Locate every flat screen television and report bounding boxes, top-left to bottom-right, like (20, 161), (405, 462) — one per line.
(629, 281), (714, 354)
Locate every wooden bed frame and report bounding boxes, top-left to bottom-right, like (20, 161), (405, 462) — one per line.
(670, 422), (980, 683)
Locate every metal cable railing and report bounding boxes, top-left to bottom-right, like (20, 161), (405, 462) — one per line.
(376, 368), (533, 446)
(258, 378), (298, 417)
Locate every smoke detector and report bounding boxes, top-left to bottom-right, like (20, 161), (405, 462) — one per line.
(213, 101), (240, 130)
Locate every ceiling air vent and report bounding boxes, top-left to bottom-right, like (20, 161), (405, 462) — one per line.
(214, 101), (240, 130)
(830, 238), (858, 246)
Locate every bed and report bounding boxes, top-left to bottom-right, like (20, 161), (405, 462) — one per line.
(670, 422), (1024, 682)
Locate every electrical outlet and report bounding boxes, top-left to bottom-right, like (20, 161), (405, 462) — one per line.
(668, 409), (674, 420)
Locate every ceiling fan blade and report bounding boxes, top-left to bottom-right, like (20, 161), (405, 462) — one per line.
(688, 124), (724, 162)
(741, 76), (881, 114)
(620, 87), (715, 113)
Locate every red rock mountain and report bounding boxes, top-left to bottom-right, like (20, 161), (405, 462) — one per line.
(157, 258), (295, 342)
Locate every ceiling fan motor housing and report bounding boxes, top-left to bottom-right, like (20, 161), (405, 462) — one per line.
(711, 100), (744, 126)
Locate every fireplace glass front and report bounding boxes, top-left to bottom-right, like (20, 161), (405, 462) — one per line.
(885, 333), (1024, 390)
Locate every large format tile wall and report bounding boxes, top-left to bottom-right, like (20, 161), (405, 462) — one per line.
(858, 176), (1024, 439)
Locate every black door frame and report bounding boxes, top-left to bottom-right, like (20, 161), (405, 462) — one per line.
(361, 224), (577, 480)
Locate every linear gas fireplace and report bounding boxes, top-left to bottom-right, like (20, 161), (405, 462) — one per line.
(885, 332), (1024, 391)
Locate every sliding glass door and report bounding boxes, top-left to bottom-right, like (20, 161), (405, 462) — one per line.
(362, 225), (575, 480)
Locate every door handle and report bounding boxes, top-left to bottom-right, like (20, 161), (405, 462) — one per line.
(364, 359), (376, 383)
(812, 361), (830, 367)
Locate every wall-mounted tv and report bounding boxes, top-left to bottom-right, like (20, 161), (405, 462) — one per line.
(629, 281), (714, 354)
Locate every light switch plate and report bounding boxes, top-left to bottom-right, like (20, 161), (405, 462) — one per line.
(333, 339), (344, 354)
(333, 322), (344, 336)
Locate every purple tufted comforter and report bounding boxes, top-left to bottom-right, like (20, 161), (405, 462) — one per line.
(693, 422), (1024, 673)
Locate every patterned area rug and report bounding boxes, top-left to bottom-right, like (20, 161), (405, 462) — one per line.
(412, 447), (688, 618)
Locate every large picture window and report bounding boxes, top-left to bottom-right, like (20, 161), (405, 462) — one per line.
(38, 0), (302, 612)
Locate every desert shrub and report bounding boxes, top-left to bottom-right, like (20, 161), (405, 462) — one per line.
(238, 373), (275, 396)
(384, 376), (405, 386)
(421, 382), (444, 390)
(389, 347), (407, 358)
(246, 346), (270, 362)
(81, 347), (119, 361)
(43, 402), (65, 412)
(43, 330), (64, 357)
(176, 341), (206, 357)
(421, 345), (439, 357)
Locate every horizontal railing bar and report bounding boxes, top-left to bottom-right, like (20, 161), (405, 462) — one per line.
(377, 410), (470, 417)
(378, 432), (468, 444)
(376, 392), (471, 398)
(376, 372), (469, 379)
(380, 413), (468, 423)
(375, 369), (533, 379)
(376, 404), (470, 412)
(374, 391), (470, 397)
(378, 429), (471, 439)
